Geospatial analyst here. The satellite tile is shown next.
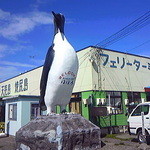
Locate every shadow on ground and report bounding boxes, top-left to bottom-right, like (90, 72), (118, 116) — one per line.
(0, 135), (16, 150)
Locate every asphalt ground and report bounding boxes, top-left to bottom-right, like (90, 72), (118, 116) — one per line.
(101, 133), (150, 150)
(0, 135), (15, 150)
(0, 133), (150, 150)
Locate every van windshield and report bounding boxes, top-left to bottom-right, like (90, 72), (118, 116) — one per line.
(131, 105), (149, 116)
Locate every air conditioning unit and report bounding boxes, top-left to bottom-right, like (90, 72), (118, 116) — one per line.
(107, 106), (112, 114)
(82, 98), (92, 105)
(141, 98), (145, 103)
(101, 98), (106, 105)
(82, 99), (87, 105)
(124, 99), (129, 105)
(107, 106), (116, 115)
(96, 98), (101, 105)
(96, 98), (106, 105)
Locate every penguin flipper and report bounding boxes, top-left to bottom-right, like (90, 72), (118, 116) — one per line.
(39, 45), (55, 111)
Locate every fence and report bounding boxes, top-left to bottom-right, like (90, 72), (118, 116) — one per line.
(0, 122), (5, 133)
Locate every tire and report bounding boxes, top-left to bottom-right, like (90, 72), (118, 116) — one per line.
(137, 130), (146, 143)
(146, 135), (150, 145)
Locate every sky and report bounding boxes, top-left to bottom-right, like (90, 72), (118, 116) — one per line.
(0, 0), (150, 82)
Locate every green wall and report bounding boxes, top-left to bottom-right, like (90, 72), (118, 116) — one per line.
(141, 92), (146, 100)
(81, 91), (93, 120)
(56, 90), (146, 128)
(81, 91), (129, 127)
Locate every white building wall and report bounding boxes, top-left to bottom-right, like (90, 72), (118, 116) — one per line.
(73, 47), (93, 92)
(0, 46), (150, 97)
(91, 48), (150, 92)
(0, 66), (42, 97)
(5, 100), (22, 136)
(4, 96), (39, 136)
(21, 98), (39, 127)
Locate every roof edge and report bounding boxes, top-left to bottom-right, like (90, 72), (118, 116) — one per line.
(2, 95), (40, 100)
(77, 45), (150, 59)
(0, 45), (149, 83)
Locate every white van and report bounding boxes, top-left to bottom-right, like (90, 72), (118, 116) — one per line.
(128, 102), (150, 144)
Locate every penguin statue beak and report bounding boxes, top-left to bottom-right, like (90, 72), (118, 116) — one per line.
(52, 11), (56, 17)
(52, 11), (65, 40)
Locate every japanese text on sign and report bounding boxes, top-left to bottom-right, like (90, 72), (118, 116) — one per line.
(1, 78), (28, 97)
(100, 53), (150, 71)
(15, 78), (28, 93)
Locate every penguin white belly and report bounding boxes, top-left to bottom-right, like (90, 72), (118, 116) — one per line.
(44, 33), (78, 113)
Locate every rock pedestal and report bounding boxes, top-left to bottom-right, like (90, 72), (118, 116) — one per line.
(16, 114), (101, 150)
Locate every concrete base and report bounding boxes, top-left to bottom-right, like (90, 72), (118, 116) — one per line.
(16, 114), (101, 150)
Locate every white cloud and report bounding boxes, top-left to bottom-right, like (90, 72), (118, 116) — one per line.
(0, 60), (37, 81)
(0, 44), (27, 58)
(31, 0), (53, 10)
(0, 9), (53, 39)
(0, 9), (51, 81)
(0, 44), (8, 58)
(0, 66), (21, 82)
(30, 58), (44, 66)
(0, 60), (36, 68)
(0, 9), (10, 20)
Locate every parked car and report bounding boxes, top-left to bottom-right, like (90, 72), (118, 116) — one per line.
(127, 102), (150, 144)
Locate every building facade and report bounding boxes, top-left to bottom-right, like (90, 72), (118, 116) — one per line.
(0, 46), (150, 135)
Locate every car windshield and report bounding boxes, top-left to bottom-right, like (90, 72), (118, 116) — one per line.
(131, 105), (149, 116)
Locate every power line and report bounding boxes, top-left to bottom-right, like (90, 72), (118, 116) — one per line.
(80, 11), (150, 71)
(97, 11), (150, 47)
(90, 11), (150, 91)
(128, 39), (150, 51)
(95, 11), (150, 48)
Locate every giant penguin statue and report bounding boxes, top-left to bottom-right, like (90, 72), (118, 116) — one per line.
(40, 12), (79, 114)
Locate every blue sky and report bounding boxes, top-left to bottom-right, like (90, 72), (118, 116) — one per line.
(0, 0), (150, 81)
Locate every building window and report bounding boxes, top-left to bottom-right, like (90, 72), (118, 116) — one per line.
(8, 104), (17, 120)
(105, 91), (122, 114)
(31, 103), (40, 120)
(146, 92), (150, 101)
(127, 92), (141, 114)
(128, 92), (141, 104)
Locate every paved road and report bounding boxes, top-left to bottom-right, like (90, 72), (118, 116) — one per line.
(0, 133), (150, 150)
(0, 135), (15, 150)
(101, 133), (150, 150)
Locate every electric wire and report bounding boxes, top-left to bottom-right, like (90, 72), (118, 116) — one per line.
(92, 11), (150, 92)
(79, 11), (150, 65)
(77, 11), (150, 92)
(95, 11), (150, 48)
(78, 52), (90, 67)
(128, 40), (150, 51)
(100, 20), (150, 48)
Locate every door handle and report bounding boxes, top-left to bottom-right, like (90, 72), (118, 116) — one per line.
(146, 117), (149, 119)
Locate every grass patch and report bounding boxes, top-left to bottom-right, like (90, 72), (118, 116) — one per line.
(105, 134), (132, 141)
(105, 134), (117, 139)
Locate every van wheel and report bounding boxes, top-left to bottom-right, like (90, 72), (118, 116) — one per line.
(137, 130), (146, 143)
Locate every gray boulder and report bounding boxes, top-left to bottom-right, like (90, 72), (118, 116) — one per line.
(16, 114), (101, 150)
